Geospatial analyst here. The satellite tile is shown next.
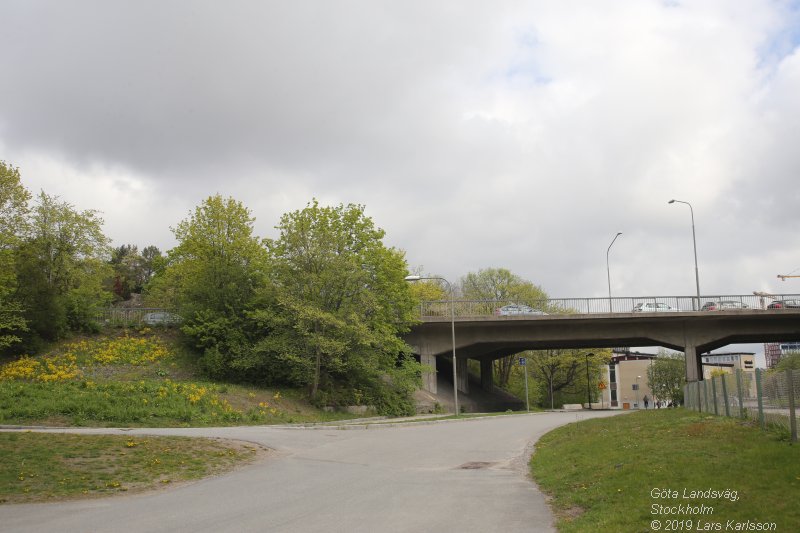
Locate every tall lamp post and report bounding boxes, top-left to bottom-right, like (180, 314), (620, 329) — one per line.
(606, 232), (622, 312)
(404, 275), (459, 416)
(585, 352), (594, 410)
(668, 199), (701, 310)
(635, 375), (642, 409)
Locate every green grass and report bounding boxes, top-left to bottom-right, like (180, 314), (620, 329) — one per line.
(0, 432), (262, 503)
(530, 409), (800, 532)
(0, 330), (361, 427)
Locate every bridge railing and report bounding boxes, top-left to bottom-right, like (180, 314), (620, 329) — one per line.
(416, 294), (800, 318)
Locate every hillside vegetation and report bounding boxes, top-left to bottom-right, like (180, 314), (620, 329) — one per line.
(0, 328), (359, 427)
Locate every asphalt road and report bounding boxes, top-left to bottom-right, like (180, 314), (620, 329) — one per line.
(0, 411), (623, 533)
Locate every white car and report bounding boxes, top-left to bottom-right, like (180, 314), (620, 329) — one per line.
(632, 302), (680, 313)
(143, 312), (182, 326)
(495, 304), (547, 316)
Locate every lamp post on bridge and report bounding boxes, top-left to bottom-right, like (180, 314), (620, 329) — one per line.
(404, 275), (459, 416)
(668, 199), (701, 310)
(606, 232), (622, 313)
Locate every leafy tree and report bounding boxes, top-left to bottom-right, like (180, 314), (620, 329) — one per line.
(160, 195), (269, 376)
(406, 267), (448, 302)
(525, 349), (608, 408)
(108, 244), (161, 300)
(14, 192), (111, 341)
(264, 200), (420, 409)
(0, 161), (30, 350)
(109, 244), (142, 300)
(460, 268), (549, 387)
(773, 352), (800, 372)
(647, 353), (686, 405)
(140, 245), (162, 283)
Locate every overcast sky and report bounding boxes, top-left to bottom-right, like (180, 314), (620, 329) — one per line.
(2, 1), (800, 310)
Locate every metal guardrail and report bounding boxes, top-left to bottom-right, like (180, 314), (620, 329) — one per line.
(416, 294), (800, 318)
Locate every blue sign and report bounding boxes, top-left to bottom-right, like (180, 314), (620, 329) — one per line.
(519, 357), (526, 366)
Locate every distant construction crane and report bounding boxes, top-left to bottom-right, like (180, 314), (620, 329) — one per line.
(778, 266), (800, 281)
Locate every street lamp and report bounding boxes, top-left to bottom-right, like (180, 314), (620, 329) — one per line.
(585, 352), (594, 410)
(668, 199), (701, 310)
(606, 232), (622, 312)
(404, 275), (459, 416)
(635, 375), (641, 409)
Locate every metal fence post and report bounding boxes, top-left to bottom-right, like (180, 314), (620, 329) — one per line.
(712, 376), (718, 416)
(696, 382), (702, 412)
(736, 369), (745, 419)
(721, 375), (730, 418)
(755, 368), (765, 430)
(787, 369), (797, 443)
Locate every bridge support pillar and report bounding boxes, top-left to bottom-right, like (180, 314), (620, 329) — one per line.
(456, 358), (469, 394)
(420, 354), (437, 394)
(480, 359), (494, 393)
(684, 343), (703, 383)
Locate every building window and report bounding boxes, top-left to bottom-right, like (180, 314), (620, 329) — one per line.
(632, 384), (639, 391)
(609, 366), (616, 383)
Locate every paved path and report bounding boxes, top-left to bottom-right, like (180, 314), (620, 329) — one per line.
(0, 411), (623, 532)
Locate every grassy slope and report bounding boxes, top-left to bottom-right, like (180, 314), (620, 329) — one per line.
(530, 409), (800, 532)
(0, 432), (262, 503)
(0, 328), (358, 427)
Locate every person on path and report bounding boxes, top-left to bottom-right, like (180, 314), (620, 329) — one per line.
(643, 395), (649, 409)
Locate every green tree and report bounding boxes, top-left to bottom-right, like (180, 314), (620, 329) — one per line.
(140, 245), (162, 284)
(460, 268), (549, 387)
(159, 195), (269, 376)
(647, 352), (686, 405)
(15, 192), (111, 340)
(773, 352), (800, 372)
(264, 200), (419, 410)
(109, 244), (141, 300)
(526, 349), (608, 408)
(0, 161), (30, 350)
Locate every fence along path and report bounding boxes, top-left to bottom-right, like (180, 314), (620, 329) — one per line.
(684, 368), (799, 442)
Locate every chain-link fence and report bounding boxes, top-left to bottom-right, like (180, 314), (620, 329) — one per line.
(684, 368), (799, 442)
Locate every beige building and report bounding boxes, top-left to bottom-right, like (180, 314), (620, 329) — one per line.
(701, 352), (755, 379)
(599, 350), (757, 409)
(600, 350), (656, 409)
(701, 352), (757, 397)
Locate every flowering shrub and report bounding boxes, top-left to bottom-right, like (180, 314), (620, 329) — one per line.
(65, 335), (172, 366)
(0, 332), (295, 426)
(0, 355), (81, 382)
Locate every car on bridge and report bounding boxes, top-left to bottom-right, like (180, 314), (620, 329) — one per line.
(632, 302), (680, 312)
(701, 300), (749, 311)
(767, 299), (800, 309)
(495, 304), (547, 316)
(143, 312), (183, 326)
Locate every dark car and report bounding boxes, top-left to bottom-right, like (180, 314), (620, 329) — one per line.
(701, 300), (749, 311)
(495, 304), (547, 316)
(767, 299), (800, 309)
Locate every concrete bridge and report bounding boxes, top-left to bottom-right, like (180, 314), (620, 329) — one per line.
(403, 295), (800, 394)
